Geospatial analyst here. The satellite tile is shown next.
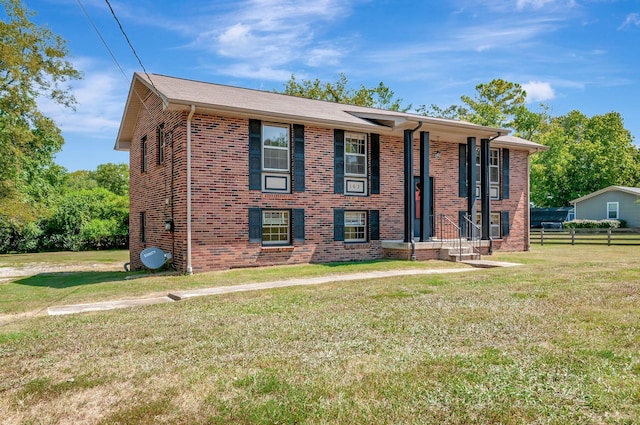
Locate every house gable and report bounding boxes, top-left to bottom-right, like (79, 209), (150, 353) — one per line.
(572, 186), (640, 227)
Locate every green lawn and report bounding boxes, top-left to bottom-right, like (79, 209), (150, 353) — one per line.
(1, 245), (639, 424)
(0, 252), (466, 315)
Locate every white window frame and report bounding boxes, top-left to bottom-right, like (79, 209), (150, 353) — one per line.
(262, 123), (291, 193)
(476, 212), (502, 239)
(475, 147), (500, 200)
(344, 132), (367, 177)
(261, 210), (290, 245)
(262, 123), (290, 172)
(344, 132), (368, 195)
(607, 202), (619, 220)
(345, 211), (367, 242)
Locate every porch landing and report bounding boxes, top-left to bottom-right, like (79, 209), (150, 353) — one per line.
(381, 239), (492, 262)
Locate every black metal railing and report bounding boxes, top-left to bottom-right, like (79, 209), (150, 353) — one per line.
(461, 214), (482, 258)
(430, 214), (481, 259)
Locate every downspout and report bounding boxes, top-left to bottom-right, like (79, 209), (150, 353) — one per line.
(186, 105), (195, 274)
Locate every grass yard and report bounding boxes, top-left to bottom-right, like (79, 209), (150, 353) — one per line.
(1, 245), (639, 424)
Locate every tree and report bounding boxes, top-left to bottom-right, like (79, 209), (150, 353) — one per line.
(422, 78), (640, 207)
(42, 188), (129, 251)
(93, 163), (129, 196)
(0, 0), (80, 218)
(530, 111), (640, 206)
(460, 79), (526, 128)
(418, 79), (530, 129)
(278, 73), (410, 111)
(65, 170), (99, 192)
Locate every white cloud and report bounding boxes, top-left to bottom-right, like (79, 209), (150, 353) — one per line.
(454, 17), (562, 52)
(190, 0), (354, 76)
(516, 0), (557, 10)
(522, 81), (555, 102)
(305, 47), (344, 67)
(217, 23), (256, 56)
(38, 59), (128, 138)
(213, 63), (294, 81)
(618, 13), (640, 30)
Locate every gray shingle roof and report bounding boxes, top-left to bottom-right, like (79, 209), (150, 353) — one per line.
(115, 72), (547, 153)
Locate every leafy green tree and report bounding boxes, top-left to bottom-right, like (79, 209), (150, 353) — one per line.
(416, 104), (470, 121)
(418, 79), (530, 129)
(65, 170), (99, 192)
(0, 0), (80, 218)
(93, 163), (129, 196)
(531, 111), (640, 206)
(42, 188), (129, 251)
(422, 78), (639, 207)
(278, 73), (410, 111)
(460, 79), (526, 128)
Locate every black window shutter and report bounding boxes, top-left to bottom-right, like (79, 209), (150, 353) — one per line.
(459, 143), (467, 197)
(248, 208), (262, 242)
(458, 210), (467, 238)
(249, 119), (262, 190)
(502, 148), (510, 199)
(370, 210), (380, 241)
(293, 124), (305, 192)
(334, 209), (345, 241)
(370, 133), (380, 194)
(293, 208), (305, 242)
(501, 211), (510, 237)
(334, 129), (344, 194)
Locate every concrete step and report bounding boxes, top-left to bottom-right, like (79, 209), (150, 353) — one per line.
(439, 245), (481, 262)
(447, 252), (482, 262)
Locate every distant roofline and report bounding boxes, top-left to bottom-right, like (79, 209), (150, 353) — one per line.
(571, 185), (640, 204)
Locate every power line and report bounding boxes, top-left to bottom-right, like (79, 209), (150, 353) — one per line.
(104, 0), (159, 93)
(75, 0), (152, 115)
(75, 0), (128, 82)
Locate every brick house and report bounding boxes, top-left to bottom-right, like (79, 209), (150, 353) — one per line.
(115, 73), (546, 273)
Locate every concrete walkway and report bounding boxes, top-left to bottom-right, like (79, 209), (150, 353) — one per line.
(47, 262), (520, 316)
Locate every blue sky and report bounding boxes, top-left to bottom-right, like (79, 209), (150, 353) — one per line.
(32, 0), (640, 172)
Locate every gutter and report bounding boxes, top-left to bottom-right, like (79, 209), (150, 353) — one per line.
(186, 105), (195, 274)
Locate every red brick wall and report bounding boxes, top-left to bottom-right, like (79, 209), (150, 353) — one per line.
(128, 92), (531, 272)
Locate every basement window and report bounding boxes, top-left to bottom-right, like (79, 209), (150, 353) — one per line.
(262, 210), (290, 245)
(345, 211), (367, 242)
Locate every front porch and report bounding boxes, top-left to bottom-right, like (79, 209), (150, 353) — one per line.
(381, 239), (493, 262)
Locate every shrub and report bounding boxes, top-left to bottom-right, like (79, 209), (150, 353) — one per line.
(15, 221), (43, 252)
(563, 219), (623, 229)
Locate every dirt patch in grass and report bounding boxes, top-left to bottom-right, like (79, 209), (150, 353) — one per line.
(0, 262), (125, 282)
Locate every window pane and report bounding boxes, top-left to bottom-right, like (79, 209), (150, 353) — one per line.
(263, 125), (289, 148)
(607, 203), (618, 219)
(490, 149), (499, 165)
(264, 148), (289, 170)
(490, 213), (501, 238)
(345, 138), (365, 154)
(490, 167), (500, 183)
(345, 155), (366, 175)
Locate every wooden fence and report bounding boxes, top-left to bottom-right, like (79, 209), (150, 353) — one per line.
(531, 228), (640, 246)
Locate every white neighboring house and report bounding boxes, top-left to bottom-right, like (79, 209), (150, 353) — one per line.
(571, 186), (640, 228)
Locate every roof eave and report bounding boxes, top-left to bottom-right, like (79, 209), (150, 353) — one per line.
(571, 185), (640, 204)
(114, 73), (170, 152)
